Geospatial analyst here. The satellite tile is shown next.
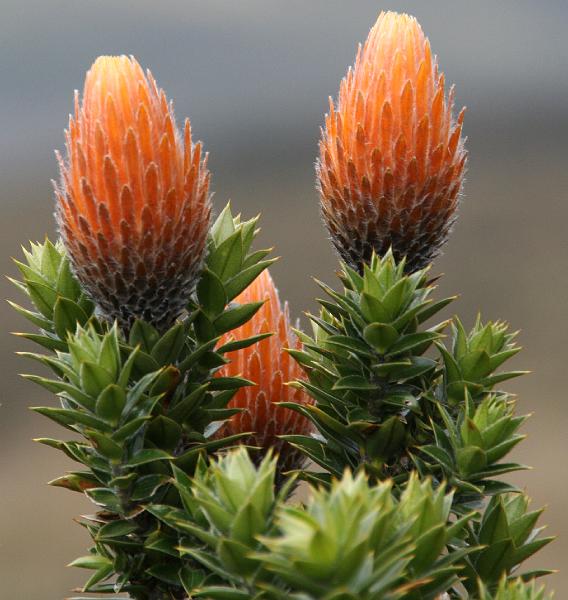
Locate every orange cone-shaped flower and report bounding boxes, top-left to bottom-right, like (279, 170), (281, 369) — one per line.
(55, 55), (211, 331)
(217, 270), (312, 472)
(317, 12), (467, 272)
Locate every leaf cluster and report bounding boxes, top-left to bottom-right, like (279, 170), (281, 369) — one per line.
(11, 205), (276, 599)
(10, 236), (554, 599)
(283, 251), (553, 594)
(150, 447), (474, 600)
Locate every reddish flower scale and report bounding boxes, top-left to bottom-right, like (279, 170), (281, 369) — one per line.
(217, 270), (313, 472)
(55, 55), (211, 331)
(317, 12), (467, 272)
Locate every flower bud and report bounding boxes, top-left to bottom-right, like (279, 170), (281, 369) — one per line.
(317, 12), (467, 272)
(217, 270), (312, 471)
(55, 55), (211, 331)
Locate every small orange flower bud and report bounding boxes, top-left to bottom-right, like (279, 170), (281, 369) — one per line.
(217, 270), (312, 471)
(317, 12), (467, 272)
(55, 56), (211, 331)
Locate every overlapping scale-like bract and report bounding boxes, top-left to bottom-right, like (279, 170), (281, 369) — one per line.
(317, 12), (467, 272)
(55, 55), (211, 331)
(217, 270), (312, 471)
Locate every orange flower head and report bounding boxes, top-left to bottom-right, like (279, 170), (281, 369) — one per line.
(55, 55), (211, 331)
(317, 12), (467, 272)
(217, 270), (313, 472)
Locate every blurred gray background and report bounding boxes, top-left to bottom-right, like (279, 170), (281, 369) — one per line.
(1, 1), (567, 597)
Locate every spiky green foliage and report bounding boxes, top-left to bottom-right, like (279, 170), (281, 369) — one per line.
(258, 471), (473, 600)
(33, 324), (182, 597)
(285, 250), (553, 594)
(419, 394), (528, 508)
(11, 205), (276, 599)
(148, 448), (294, 597)
(437, 317), (525, 405)
(192, 202), (277, 347)
(9, 238), (95, 351)
(283, 251), (452, 483)
(462, 493), (554, 592)
(479, 577), (553, 600)
(150, 447), (474, 600)
(283, 252), (523, 486)
(10, 227), (554, 600)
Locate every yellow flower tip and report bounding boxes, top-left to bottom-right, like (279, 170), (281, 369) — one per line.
(317, 11), (467, 273)
(216, 270), (313, 471)
(55, 54), (212, 331)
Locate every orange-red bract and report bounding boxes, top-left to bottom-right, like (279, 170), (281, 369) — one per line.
(317, 12), (467, 272)
(217, 270), (312, 472)
(55, 55), (211, 331)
